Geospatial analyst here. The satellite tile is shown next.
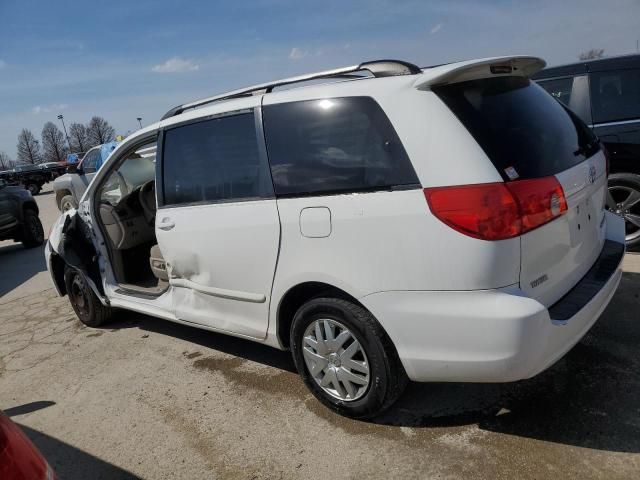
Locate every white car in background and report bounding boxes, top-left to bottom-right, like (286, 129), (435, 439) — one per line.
(45, 56), (625, 418)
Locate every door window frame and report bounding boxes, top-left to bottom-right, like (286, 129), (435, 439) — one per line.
(156, 107), (275, 210)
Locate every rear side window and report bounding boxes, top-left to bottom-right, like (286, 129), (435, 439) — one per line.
(162, 112), (273, 206)
(537, 77), (573, 105)
(435, 76), (599, 180)
(590, 69), (640, 124)
(263, 97), (419, 196)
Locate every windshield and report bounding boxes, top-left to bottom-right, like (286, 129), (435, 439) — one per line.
(434, 76), (599, 180)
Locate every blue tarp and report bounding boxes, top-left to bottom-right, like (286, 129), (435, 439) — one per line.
(66, 153), (79, 164)
(97, 141), (120, 170)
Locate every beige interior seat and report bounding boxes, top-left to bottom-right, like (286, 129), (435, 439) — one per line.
(149, 244), (168, 281)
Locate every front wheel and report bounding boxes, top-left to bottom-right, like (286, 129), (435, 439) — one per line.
(291, 297), (407, 419)
(64, 267), (112, 327)
(608, 173), (640, 248)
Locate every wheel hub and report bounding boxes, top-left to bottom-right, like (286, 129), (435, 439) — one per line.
(609, 184), (640, 243)
(301, 318), (370, 401)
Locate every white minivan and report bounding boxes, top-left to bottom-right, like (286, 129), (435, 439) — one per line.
(46, 56), (625, 418)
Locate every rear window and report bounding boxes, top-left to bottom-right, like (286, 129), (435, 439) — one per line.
(434, 76), (599, 180)
(263, 97), (419, 196)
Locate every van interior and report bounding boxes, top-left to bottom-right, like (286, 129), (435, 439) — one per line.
(96, 142), (168, 295)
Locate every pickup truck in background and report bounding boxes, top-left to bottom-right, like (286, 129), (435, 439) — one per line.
(0, 164), (54, 195)
(53, 142), (119, 211)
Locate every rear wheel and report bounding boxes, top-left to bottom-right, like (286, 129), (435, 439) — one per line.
(25, 183), (40, 196)
(608, 173), (640, 248)
(290, 297), (407, 419)
(64, 267), (112, 327)
(59, 194), (78, 212)
(21, 209), (44, 248)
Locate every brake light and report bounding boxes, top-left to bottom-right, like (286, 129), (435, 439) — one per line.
(424, 176), (567, 241)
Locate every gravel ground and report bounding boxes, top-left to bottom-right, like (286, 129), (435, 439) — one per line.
(1, 184), (639, 479)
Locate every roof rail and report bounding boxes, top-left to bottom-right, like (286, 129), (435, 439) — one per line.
(160, 59), (421, 120)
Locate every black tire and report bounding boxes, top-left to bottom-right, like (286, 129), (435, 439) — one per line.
(608, 173), (640, 248)
(21, 209), (44, 248)
(25, 183), (40, 196)
(59, 194), (78, 212)
(291, 297), (408, 419)
(64, 267), (112, 327)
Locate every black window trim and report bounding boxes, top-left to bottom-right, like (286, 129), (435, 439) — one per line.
(157, 107), (276, 209)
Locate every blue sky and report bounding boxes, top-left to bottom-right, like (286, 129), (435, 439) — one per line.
(1, 0), (639, 158)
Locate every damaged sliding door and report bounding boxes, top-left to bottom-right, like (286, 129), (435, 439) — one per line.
(155, 103), (279, 338)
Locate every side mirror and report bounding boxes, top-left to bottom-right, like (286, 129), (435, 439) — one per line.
(66, 164), (78, 174)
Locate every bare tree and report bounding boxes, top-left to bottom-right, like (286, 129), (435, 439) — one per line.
(86, 116), (116, 147)
(16, 129), (42, 164)
(579, 48), (605, 60)
(41, 122), (69, 163)
(68, 122), (89, 152)
(0, 151), (14, 170)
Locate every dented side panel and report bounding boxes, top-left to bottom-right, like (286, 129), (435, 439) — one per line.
(45, 208), (108, 304)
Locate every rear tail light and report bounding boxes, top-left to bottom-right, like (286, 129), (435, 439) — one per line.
(424, 176), (567, 241)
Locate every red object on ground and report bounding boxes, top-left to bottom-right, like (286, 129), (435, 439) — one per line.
(0, 412), (56, 480)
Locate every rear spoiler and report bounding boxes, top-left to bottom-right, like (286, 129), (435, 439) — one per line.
(415, 55), (546, 89)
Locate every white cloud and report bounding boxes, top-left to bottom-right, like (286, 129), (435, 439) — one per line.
(32, 103), (68, 115)
(430, 23), (443, 35)
(152, 57), (200, 73)
(288, 47), (308, 61)
(0, 60), (6, 69)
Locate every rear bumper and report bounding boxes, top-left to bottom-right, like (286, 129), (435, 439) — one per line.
(362, 212), (625, 383)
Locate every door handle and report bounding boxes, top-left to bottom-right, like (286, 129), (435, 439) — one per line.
(157, 218), (175, 231)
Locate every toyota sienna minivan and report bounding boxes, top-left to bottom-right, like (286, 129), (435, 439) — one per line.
(46, 56), (625, 418)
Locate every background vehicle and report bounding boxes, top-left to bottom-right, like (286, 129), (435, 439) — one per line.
(53, 143), (118, 211)
(534, 54), (640, 247)
(0, 164), (51, 195)
(0, 411), (57, 480)
(0, 178), (44, 248)
(47, 56), (624, 419)
(38, 161), (67, 180)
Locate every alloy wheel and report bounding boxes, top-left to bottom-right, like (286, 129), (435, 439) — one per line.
(302, 318), (370, 401)
(609, 184), (640, 243)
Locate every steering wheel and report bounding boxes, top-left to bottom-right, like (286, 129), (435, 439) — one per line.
(139, 180), (156, 225)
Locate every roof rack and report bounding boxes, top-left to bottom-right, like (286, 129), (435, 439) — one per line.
(160, 59), (422, 120)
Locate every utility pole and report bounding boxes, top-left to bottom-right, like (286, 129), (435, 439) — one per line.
(57, 114), (71, 151)
(137, 117), (143, 129)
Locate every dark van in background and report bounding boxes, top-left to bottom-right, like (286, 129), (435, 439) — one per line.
(534, 54), (640, 247)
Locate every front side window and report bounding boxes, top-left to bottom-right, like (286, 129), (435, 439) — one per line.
(99, 142), (157, 206)
(262, 97), (419, 196)
(590, 69), (640, 124)
(162, 112), (272, 206)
